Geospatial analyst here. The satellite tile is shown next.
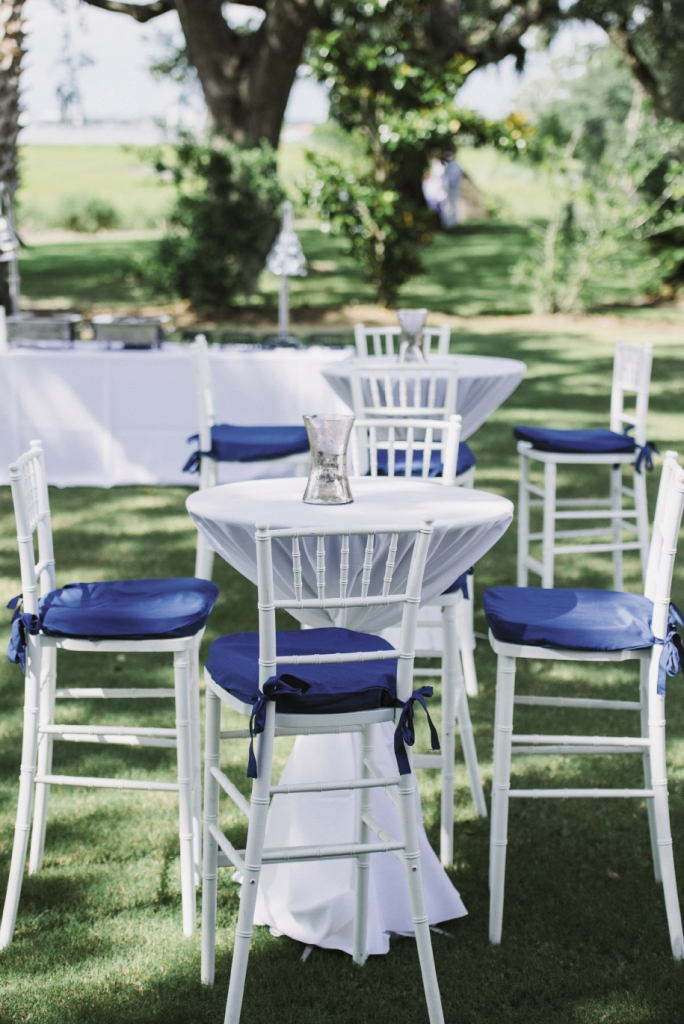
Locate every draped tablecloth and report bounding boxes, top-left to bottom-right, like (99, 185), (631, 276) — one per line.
(187, 478), (513, 954)
(323, 354), (526, 441)
(0, 344), (351, 486)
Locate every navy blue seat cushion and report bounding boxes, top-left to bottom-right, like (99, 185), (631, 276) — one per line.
(38, 578), (219, 641)
(185, 424), (309, 471)
(513, 426), (636, 456)
(483, 587), (654, 651)
(206, 627), (398, 714)
(375, 441), (476, 478)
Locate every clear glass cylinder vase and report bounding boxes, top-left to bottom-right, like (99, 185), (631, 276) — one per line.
(302, 414), (355, 505)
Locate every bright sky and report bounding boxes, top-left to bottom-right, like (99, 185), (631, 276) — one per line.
(22, 0), (608, 127)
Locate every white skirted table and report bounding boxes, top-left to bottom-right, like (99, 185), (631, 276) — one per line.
(187, 478), (513, 955)
(322, 354), (526, 440)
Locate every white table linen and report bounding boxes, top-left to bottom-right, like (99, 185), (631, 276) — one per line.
(0, 344), (351, 487)
(323, 354), (526, 441)
(187, 478), (513, 954)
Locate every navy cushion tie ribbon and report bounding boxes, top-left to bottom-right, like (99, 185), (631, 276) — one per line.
(623, 426), (659, 474)
(657, 603), (684, 696)
(247, 676), (311, 778)
(393, 686), (440, 776)
(6, 596), (40, 672)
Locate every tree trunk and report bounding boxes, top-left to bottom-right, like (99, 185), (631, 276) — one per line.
(0, 0), (23, 312)
(174, 0), (318, 147)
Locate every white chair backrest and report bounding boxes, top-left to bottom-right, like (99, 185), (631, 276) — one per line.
(649, 457), (684, 642)
(349, 415), (462, 486)
(354, 324), (450, 358)
(348, 359), (458, 420)
(190, 334), (215, 453)
(9, 440), (56, 614)
(255, 518), (434, 702)
(644, 450), (679, 601)
(609, 339), (653, 447)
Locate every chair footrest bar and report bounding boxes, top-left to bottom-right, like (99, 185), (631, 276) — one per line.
(211, 767), (251, 820)
(509, 788), (654, 799)
(512, 734), (649, 747)
(270, 776), (398, 795)
(39, 724), (176, 737)
(48, 733), (177, 748)
(413, 668), (443, 677)
(413, 754), (444, 769)
(209, 824), (246, 875)
(514, 696), (642, 711)
(55, 688), (176, 699)
(34, 774), (179, 791)
(554, 541), (642, 555)
(362, 812), (404, 861)
(512, 745), (646, 755)
(260, 840), (405, 863)
(219, 725), (363, 740)
(552, 510), (637, 520)
(364, 759), (399, 806)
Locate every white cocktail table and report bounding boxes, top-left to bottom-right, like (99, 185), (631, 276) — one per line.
(187, 477), (513, 954)
(323, 354), (526, 440)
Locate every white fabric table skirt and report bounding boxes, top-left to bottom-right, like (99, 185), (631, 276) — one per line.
(187, 478), (513, 954)
(322, 353), (526, 440)
(0, 344), (351, 487)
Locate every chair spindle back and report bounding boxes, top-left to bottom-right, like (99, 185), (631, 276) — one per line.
(9, 440), (56, 614)
(349, 415), (462, 486)
(354, 324), (450, 358)
(255, 519), (434, 701)
(349, 360), (458, 421)
(610, 339), (653, 447)
(649, 457), (684, 642)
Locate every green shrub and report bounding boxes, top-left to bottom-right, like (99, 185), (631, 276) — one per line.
(146, 136), (285, 314)
(57, 197), (121, 232)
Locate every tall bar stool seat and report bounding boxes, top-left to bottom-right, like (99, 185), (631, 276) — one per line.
(185, 334), (310, 580)
(201, 518), (445, 1024)
(0, 440), (219, 949)
(349, 417), (486, 869)
(485, 450), (684, 958)
(516, 339), (655, 590)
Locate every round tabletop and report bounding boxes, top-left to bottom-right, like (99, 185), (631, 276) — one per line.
(187, 476), (513, 632)
(322, 353), (526, 441)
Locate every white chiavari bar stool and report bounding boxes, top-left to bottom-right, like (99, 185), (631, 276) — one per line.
(354, 323), (451, 359)
(201, 517), (445, 1024)
(349, 357), (478, 692)
(186, 334), (310, 580)
(516, 339), (654, 590)
(349, 417), (486, 866)
(485, 450), (684, 958)
(0, 441), (218, 947)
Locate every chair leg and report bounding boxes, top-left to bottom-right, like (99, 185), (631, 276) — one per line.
(201, 686), (222, 986)
(456, 587), (478, 699)
(439, 604), (457, 867)
(0, 636), (41, 949)
(647, 654), (684, 959)
(190, 642), (203, 883)
(640, 659), (661, 883)
(444, 604), (487, 824)
(353, 724), (374, 965)
(517, 452), (530, 587)
(542, 462), (556, 589)
(396, 765), (445, 1024)
(29, 646), (57, 875)
(611, 465), (624, 591)
(195, 532), (216, 582)
(489, 653), (516, 944)
(174, 649), (197, 937)
(634, 466), (650, 583)
(224, 702), (276, 1024)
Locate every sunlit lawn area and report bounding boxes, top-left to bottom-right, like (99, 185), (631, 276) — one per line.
(1, 324), (684, 1023)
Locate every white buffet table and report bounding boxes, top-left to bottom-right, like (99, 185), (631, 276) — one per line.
(0, 344), (351, 487)
(323, 354), (526, 440)
(187, 477), (513, 954)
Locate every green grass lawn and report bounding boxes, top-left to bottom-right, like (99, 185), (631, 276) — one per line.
(1, 325), (684, 1023)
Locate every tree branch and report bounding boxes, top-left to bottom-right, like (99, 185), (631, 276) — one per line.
(81, 0), (176, 23)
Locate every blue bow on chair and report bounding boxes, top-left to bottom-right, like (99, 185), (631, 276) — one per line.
(247, 676), (311, 778)
(624, 426), (659, 474)
(393, 686), (440, 776)
(657, 604), (684, 696)
(6, 596), (40, 672)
